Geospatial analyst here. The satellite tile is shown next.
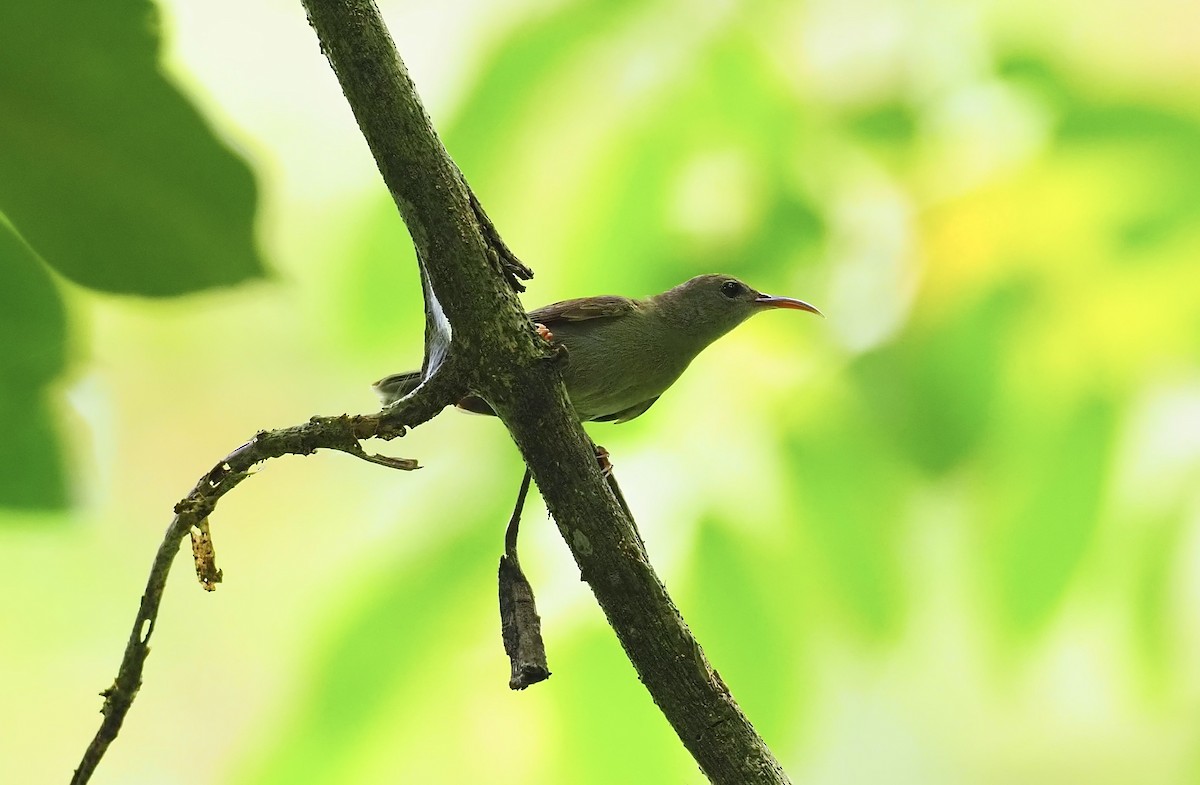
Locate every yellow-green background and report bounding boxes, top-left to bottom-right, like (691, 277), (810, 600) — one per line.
(3, 0), (1200, 782)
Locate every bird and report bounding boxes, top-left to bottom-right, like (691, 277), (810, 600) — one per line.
(373, 274), (822, 423)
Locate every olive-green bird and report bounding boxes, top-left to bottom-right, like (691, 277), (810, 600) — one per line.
(374, 273), (822, 422)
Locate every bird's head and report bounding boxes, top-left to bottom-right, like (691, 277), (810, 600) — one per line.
(652, 273), (822, 345)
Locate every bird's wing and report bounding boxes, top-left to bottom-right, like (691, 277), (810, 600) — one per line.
(528, 295), (640, 325)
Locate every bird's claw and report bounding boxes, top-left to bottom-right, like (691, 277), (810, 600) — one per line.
(595, 445), (613, 477)
(534, 322), (569, 363)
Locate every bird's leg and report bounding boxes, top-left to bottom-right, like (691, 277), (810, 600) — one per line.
(594, 450), (648, 558)
(503, 467), (532, 562)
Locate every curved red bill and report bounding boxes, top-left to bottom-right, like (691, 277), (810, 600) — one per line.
(754, 294), (824, 317)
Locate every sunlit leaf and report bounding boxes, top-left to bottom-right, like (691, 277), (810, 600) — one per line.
(445, 0), (649, 181)
(236, 519), (500, 785)
(548, 625), (692, 784)
(1059, 104), (1200, 147)
(559, 33), (824, 295)
(1061, 105), (1200, 254)
(0, 0), (264, 296)
(851, 278), (1033, 475)
(997, 52), (1075, 109)
(844, 102), (918, 144)
(987, 395), (1118, 638)
(685, 520), (808, 741)
(1131, 512), (1188, 696)
(333, 197), (423, 356)
(786, 397), (907, 640)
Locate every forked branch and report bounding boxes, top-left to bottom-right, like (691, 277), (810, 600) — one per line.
(71, 1), (792, 783)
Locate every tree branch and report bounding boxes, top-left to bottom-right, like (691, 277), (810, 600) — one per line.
(69, 380), (457, 785)
(299, 2), (791, 783)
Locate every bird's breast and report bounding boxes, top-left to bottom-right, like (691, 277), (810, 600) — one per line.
(552, 319), (693, 421)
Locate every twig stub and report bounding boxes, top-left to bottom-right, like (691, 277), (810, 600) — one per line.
(499, 555), (550, 690)
(497, 468), (549, 689)
(189, 518), (223, 591)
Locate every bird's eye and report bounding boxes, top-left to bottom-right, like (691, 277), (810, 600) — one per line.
(720, 280), (743, 299)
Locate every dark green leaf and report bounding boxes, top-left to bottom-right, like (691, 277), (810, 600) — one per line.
(0, 386), (67, 510)
(0, 0), (264, 296)
(0, 219), (66, 381)
(0, 220), (68, 509)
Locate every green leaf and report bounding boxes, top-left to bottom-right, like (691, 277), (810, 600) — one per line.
(1058, 104), (1200, 147)
(997, 52), (1076, 109)
(1131, 511), (1188, 695)
(988, 395), (1117, 638)
(844, 102), (918, 144)
(850, 278), (1033, 475)
(0, 220), (68, 509)
(0, 386), (67, 510)
(549, 624), (692, 784)
(557, 33), (823, 295)
(235, 518), (500, 785)
(1059, 104), (1200, 253)
(0, 0), (264, 296)
(332, 198), (423, 356)
(685, 520), (808, 741)
(786, 397), (907, 640)
(444, 0), (649, 179)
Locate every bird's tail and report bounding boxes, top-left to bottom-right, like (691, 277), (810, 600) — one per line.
(373, 370), (498, 416)
(372, 370), (423, 405)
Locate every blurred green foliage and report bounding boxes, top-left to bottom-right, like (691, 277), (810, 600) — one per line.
(0, 0), (263, 508)
(311, 1), (1200, 781)
(3, 0), (1199, 783)
(238, 517), (501, 785)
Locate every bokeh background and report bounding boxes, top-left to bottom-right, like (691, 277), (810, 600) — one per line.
(3, 0), (1200, 782)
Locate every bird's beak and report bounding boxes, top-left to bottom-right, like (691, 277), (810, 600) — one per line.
(754, 293), (824, 317)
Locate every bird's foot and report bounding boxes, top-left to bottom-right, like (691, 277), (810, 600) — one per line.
(534, 322), (555, 343)
(595, 444), (613, 477)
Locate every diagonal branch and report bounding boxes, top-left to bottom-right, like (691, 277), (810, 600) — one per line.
(300, 2), (792, 783)
(69, 377), (459, 785)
